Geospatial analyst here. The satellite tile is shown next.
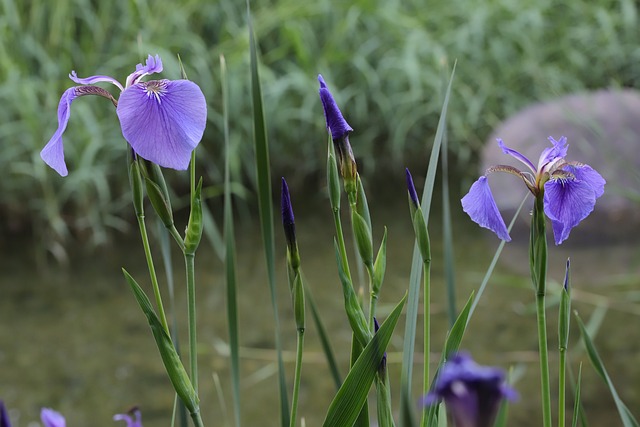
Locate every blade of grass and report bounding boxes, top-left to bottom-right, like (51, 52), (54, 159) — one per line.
(322, 293), (407, 427)
(247, 4), (289, 426)
(440, 106), (456, 328)
(400, 61), (456, 427)
(571, 363), (583, 427)
(575, 312), (639, 427)
(221, 53), (241, 427)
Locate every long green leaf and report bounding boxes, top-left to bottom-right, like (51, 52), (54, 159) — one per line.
(323, 293), (407, 427)
(247, 5), (289, 426)
(440, 117), (456, 327)
(571, 364), (583, 427)
(575, 312), (639, 427)
(221, 53), (241, 427)
(400, 61), (456, 427)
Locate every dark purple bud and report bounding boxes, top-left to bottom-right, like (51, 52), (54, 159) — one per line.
(318, 74), (353, 141)
(1, 401), (11, 427)
(281, 177), (296, 250)
(563, 258), (570, 291)
(422, 352), (517, 427)
(374, 317), (387, 372)
(405, 168), (419, 207)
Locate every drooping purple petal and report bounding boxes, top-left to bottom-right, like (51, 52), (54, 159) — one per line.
(69, 71), (124, 91)
(41, 87), (77, 176)
(318, 74), (353, 141)
(497, 138), (536, 173)
(113, 408), (143, 427)
(405, 168), (419, 207)
(126, 55), (163, 87)
(461, 176), (511, 241)
(1, 400), (10, 427)
(40, 408), (66, 427)
(543, 176), (597, 244)
(564, 164), (605, 198)
(116, 79), (207, 170)
(538, 136), (569, 170)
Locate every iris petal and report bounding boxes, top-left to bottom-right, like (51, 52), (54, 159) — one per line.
(318, 74), (353, 141)
(564, 164), (605, 198)
(461, 176), (511, 241)
(543, 177), (597, 244)
(41, 408), (66, 427)
(126, 54), (163, 87)
(538, 136), (568, 170)
(40, 87), (77, 177)
(69, 71), (123, 91)
(497, 139), (536, 173)
(116, 79), (207, 170)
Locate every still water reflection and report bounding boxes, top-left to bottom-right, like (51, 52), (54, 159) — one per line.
(1, 200), (638, 426)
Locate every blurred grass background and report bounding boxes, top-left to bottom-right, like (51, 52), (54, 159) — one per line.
(1, 0), (639, 257)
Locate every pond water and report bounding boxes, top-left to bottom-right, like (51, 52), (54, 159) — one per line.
(1, 195), (639, 426)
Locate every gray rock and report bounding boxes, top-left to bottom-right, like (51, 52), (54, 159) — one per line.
(480, 89), (640, 245)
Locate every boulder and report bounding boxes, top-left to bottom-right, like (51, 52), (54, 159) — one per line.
(481, 89), (640, 245)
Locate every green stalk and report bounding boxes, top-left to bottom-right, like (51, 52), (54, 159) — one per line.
(190, 410), (204, 427)
(531, 194), (552, 427)
(137, 214), (170, 334)
(290, 328), (305, 427)
(559, 348), (566, 427)
(185, 252), (198, 392)
(420, 260), (431, 427)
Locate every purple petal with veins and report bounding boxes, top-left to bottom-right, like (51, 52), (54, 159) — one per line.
(69, 71), (124, 91)
(461, 176), (511, 241)
(497, 138), (536, 173)
(116, 79), (207, 170)
(40, 87), (77, 176)
(543, 176), (597, 244)
(538, 136), (568, 170)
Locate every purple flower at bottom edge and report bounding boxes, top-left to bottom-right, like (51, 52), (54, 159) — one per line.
(1, 401), (10, 427)
(41, 54), (207, 176)
(114, 407), (143, 427)
(422, 352), (517, 427)
(461, 136), (605, 244)
(41, 408), (66, 427)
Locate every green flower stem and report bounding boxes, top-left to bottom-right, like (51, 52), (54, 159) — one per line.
(333, 209), (352, 282)
(420, 260), (431, 427)
(558, 347), (566, 427)
(136, 214), (170, 334)
(190, 409), (204, 427)
(185, 252), (198, 392)
(290, 327), (305, 427)
(169, 224), (186, 252)
(531, 194), (552, 427)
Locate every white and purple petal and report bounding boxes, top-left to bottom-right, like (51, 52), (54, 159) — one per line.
(461, 176), (511, 241)
(69, 71), (124, 91)
(40, 87), (78, 177)
(538, 136), (569, 170)
(497, 138), (536, 173)
(116, 79), (207, 170)
(543, 176), (597, 244)
(125, 54), (163, 87)
(40, 408), (66, 427)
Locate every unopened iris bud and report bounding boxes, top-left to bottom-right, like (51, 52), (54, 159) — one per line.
(318, 75), (357, 202)
(406, 168), (430, 263)
(281, 177), (300, 270)
(184, 179), (203, 255)
(405, 168), (420, 209)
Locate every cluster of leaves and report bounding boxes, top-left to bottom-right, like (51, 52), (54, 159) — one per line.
(1, 0), (639, 252)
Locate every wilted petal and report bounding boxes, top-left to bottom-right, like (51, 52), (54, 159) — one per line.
(318, 74), (353, 140)
(126, 54), (163, 87)
(461, 176), (511, 241)
(538, 136), (568, 170)
(69, 71), (124, 91)
(116, 79), (207, 170)
(41, 408), (65, 427)
(497, 138), (536, 173)
(543, 176), (597, 244)
(564, 164), (605, 198)
(41, 87), (77, 176)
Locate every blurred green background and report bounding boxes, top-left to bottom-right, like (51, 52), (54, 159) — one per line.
(1, 0), (639, 256)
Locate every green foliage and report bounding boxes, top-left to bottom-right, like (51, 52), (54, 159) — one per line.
(2, 0), (640, 250)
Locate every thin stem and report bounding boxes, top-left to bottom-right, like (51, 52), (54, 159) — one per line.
(536, 293), (552, 427)
(169, 224), (186, 252)
(366, 264), (376, 329)
(190, 409), (204, 427)
(332, 209), (352, 282)
(289, 328), (305, 427)
(420, 260), (431, 427)
(185, 252), (198, 392)
(136, 214), (170, 334)
(559, 348), (566, 427)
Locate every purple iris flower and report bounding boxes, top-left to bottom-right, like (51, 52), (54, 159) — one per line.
(317, 74), (353, 141)
(461, 136), (605, 245)
(423, 352), (517, 427)
(41, 54), (207, 176)
(113, 407), (143, 427)
(40, 408), (66, 427)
